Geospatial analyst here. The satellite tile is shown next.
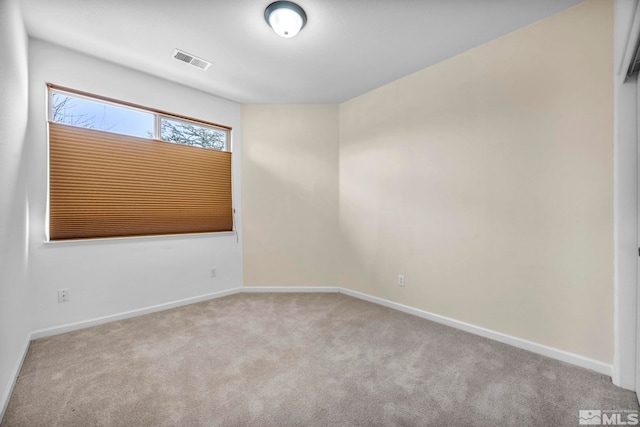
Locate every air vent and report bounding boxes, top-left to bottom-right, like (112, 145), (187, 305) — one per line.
(172, 49), (211, 71)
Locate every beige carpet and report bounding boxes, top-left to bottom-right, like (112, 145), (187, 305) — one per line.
(1, 292), (638, 426)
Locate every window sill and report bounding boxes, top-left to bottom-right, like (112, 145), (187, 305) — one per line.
(43, 231), (237, 247)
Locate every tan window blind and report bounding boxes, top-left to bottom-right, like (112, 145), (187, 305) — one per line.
(49, 122), (232, 240)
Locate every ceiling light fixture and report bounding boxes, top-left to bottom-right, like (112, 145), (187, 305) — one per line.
(264, 1), (307, 38)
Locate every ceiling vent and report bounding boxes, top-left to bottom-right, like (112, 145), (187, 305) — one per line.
(172, 49), (211, 71)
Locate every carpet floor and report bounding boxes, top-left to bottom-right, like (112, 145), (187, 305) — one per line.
(1, 292), (638, 426)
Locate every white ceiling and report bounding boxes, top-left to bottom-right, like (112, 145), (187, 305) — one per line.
(18, 0), (585, 104)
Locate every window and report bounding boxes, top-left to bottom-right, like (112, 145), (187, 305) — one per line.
(51, 91), (154, 138)
(161, 117), (227, 151)
(47, 84), (233, 241)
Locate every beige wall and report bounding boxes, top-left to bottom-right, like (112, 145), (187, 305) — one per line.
(241, 0), (614, 363)
(242, 105), (340, 286)
(339, 0), (613, 362)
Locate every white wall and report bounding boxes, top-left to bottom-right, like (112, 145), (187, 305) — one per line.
(0, 0), (31, 418)
(26, 40), (243, 333)
(613, 0), (639, 390)
(339, 0), (614, 363)
(242, 105), (340, 287)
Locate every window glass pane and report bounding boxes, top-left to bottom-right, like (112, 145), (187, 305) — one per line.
(160, 117), (227, 151)
(50, 92), (154, 139)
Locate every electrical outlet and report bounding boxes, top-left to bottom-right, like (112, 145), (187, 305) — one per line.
(398, 274), (405, 287)
(58, 288), (70, 303)
(210, 267), (217, 278)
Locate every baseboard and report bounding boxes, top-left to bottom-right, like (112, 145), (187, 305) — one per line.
(20, 284), (613, 386)
(0, 335), (30, 422)
(32, 287), (336, 340)
(31, 287), (243, 340)
(339, 288), (613, 377)
(31, 287), (338, 340)
(242, 286), (341, 293)
(0, 285), (616, 424)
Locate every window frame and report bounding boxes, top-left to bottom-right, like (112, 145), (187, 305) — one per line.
(45, 83), (235, 242)
(159, 116), (229, 152)
(47, 84), (232, 152)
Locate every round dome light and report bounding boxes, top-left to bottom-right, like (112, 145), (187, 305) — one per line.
(265, 1), (307, 38)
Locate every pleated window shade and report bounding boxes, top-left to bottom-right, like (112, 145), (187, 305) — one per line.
(49, 122), (233, 240)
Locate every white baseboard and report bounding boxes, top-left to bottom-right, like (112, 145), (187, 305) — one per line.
(6, 283), (612, 423)
(339, 288), (613, 377)
(0, 335), (30, 422)
(237, 286), (612, 376)
(30, 287), (337, 341)
(242, 286), (341, 293)
(31, 287), (243, 340)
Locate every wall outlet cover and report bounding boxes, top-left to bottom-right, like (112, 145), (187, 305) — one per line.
(58, 288), (70, 303)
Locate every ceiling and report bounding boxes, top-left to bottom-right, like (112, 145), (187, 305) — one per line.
(18, 0), (584, 104)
